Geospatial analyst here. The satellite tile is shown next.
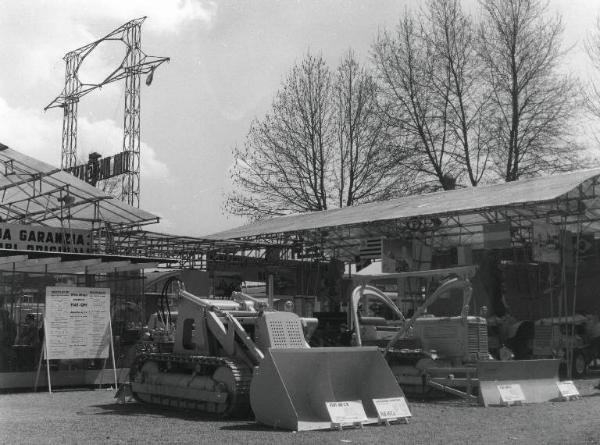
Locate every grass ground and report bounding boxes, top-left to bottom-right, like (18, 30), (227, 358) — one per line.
(1, 378), (600, 444)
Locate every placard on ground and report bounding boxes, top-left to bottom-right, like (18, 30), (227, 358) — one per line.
(557, 381), (580, 400)
(325, 400), (368, 430)
(497, 383), (526, 405)
(373, 397), (412, 424)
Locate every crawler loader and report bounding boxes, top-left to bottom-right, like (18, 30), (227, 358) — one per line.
(130, 287), (404, 431)
(349, 269), (561, 406)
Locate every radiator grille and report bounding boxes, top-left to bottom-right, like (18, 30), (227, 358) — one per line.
(467, 322), (488, 357)
(533, 325), (553, 355)
(266, 318), (307, 348)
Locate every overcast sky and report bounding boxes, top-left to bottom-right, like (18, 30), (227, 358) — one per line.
(0, 0), (599, 237)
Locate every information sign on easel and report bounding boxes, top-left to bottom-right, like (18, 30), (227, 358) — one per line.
(325, 400), (368, 430)
(35, 287), (116, 393)
(497, 383), (526, 406)
(557, 381), (580, 401)
(373, 397), (412, 425)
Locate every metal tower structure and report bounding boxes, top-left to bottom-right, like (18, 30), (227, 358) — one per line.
(45, 17), (169, 208)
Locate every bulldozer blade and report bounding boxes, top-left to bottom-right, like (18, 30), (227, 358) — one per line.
(249, 346), (405, 431)
(477, 359), (561, 406)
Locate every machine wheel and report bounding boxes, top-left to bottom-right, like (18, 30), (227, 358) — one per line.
(571, 350), (587, 378)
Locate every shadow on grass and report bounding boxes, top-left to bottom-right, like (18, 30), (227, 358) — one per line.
(220, 420), (404, 433)
(90, 401), (250, 423)
(91, 403), (341, 433)
(219, 423), (283, 432)
(406, 392), (479, 408)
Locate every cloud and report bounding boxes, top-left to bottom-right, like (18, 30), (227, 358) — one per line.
(0, 2), (184, 183)
(0, 1), (216, 100)
(0, 97), (168, 179)
(101, 0), (218, 33)
(78, 118), (169, 179)
(0, 98), (60, 166)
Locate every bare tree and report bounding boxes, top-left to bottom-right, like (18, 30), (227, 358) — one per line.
(334, 50), (405, 207)
(372, 13), (458, 192)
(479, 0), (582, 181)
(425, 0), (491, 186)
(227, 53), (333, 219)
(227, 52), (403, 220)
(584, 17), (600, 124)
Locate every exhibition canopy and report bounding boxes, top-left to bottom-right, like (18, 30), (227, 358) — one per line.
(208, 168), (600, 260)
(0, 143), (270, 270)
(0, 143), (168, 272)
(0, 249), (160, 274)
(0, 143), (158, 230)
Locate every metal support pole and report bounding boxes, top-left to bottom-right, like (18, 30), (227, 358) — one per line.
(109, 317), (118, 389)
(44, 318), (52, 393)
(268, 274), (274, 309)
(45, 17), (169, 207)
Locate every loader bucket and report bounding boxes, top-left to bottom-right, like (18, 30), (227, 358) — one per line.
(250, 346), (405, 431)
(477, 359), (561, 406)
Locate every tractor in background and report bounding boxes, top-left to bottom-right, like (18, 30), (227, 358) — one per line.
(347, 267), (560, 406)
(486, 313), (600, 378)
(532, 314), (600, 378)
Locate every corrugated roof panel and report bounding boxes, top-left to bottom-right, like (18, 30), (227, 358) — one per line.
(0, 144), (158, 227)
(209, 168), (600, 239)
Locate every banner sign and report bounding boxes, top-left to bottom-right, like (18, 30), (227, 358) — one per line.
(382, 238), (413, 273)
(0, 223), (91, 253)
(483, 223), (511, 249)
(325, 400), (368, 425)
(532, 221), (561, 263)
(65, 152), (131, 185)
(44, 287), (111, 359)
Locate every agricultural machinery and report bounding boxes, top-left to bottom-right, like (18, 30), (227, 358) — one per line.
(129, 285), (404, 431)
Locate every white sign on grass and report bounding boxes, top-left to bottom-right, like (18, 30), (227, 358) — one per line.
(497, 383), (526, 404)
(372, 397), (412, 420)
(557, 381), (580, 398)
(325, 401), (368, 424)
(44, 287), (111, 360)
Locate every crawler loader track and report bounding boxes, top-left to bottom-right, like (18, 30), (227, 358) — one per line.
(130, 352), (253, 418)
(385, 348), (431, 366)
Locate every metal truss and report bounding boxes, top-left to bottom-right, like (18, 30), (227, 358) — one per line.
(212, 175), (600, 264)
(0, 146), (159, 255)
(103, 229), (289, 269)
(45, 17), (169, 208)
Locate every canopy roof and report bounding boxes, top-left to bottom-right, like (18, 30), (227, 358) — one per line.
(0, 144), (281, 268)
(106, 229), (284, 269)
(0, 143), (158, 229)
(208, 169), (600, 260)
(0, 248), (161, 274)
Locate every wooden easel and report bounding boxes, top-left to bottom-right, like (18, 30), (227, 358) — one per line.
(34, 316), (118, 392)
(330, 421), (364, 431)
(34, 318), (52, 393)
(379, 416), (410, 426)
(97, 317), (119, 389)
